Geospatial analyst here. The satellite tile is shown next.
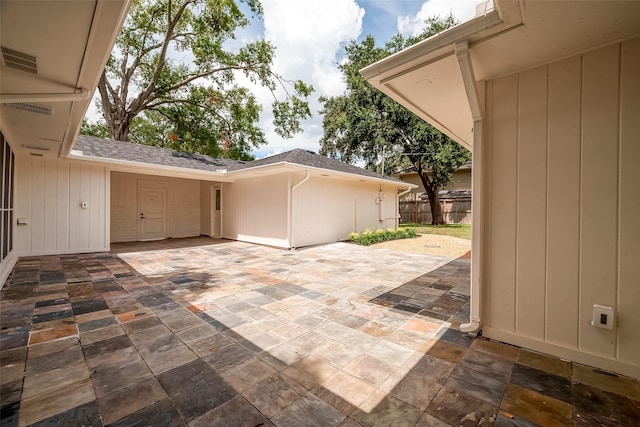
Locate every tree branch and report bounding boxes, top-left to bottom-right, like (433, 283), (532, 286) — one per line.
(129, 0), (193, 115)
(146, 98), (234, 134)
(143, 65), (254, 107)
(98, 72), (114, 131)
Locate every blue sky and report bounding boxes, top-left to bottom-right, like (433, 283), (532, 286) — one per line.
(245, 0), (479, 158)
(86, 0), (480, 158)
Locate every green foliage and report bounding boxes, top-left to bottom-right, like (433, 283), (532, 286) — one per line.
(94, 0), (313, 159)
(319, 15), (471, 223)
(348, 227), (417, 246)
(400, 223), (471, 240)
(80, 119), (110, 138)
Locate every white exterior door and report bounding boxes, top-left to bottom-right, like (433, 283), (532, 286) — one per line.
(138, 187), (167, 241)
(211, 185), (222, 238)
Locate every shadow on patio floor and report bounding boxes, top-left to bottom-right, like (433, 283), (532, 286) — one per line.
(1, 239), (638, 426)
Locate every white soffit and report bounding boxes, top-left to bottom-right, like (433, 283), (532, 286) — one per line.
(0, 0), (131, 158)
(381, 53), (474, 150)
(361, 0), (640, 150)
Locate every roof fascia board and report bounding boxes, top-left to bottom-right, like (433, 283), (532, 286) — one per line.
(361, 9), (505, 81)
(61, 0), (133, 158)
(67, 152), (232, 182)
(228, 161), (417, 188)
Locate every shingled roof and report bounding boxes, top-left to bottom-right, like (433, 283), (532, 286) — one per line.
(241, 149), (401, 181)
(73, 136), (403, 183)
(75, 135), (248, 172)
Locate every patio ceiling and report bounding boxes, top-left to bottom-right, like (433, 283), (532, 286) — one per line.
(361, 0), (640, 150)
(0, 0), (131, 159)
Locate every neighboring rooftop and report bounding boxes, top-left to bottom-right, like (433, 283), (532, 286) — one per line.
(396, 161), (472, 175)
(73, 136), (402, 183)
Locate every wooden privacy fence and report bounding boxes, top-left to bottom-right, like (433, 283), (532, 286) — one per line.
(399, 193), (472, 224)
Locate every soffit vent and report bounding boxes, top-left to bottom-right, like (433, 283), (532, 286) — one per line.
(9, 102), (52, 116)
(1, 46), (37, 74)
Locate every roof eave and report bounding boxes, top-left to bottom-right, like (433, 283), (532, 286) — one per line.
(360, 1), (524, 151)
(360, 8), (506, 83)
(227, 161), (417, 188)
(68, 151), (232, 182)
(60, 0), (133, 158)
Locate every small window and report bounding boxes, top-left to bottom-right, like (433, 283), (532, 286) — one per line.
(215, 189), (221, 211)
(0, 132), (14, 262)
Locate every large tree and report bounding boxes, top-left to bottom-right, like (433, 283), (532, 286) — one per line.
(86, 0), (312, 160)
(319, 16), (470, 224)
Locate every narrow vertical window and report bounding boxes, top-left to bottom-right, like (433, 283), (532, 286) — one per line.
(0, 133), (14, 262)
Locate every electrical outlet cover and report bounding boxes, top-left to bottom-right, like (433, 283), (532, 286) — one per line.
(591, 304), (614, 330)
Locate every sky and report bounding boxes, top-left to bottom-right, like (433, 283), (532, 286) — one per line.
(86, 0), (481, 159)
(245, 0), (480, 158)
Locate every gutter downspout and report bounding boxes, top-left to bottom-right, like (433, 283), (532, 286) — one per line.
(455, 40), (483, 334)
(396, 187), (413, 229)
(288, 171), (310, 249)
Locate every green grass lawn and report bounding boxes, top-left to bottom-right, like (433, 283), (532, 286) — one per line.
(399, 223), (472, 240)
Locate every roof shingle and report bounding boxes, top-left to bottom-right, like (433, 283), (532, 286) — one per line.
(74, 135), (402, 183)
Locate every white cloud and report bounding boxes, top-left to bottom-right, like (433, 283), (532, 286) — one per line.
(249, 0), (365, 157)
(398, 0), (480, 36)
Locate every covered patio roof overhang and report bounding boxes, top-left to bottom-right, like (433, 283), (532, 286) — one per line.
(0, 0), (132, 159)
(361, 0), (640, 151)
(360, 0), (640, 334)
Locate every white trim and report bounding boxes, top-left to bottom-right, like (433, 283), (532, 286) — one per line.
(0, 251), (18, 291)
(226, 161), (415, 189)
(236, 234), (289, 249)
(483, 327), (640, 379)
(19, 247), (108, 257)
(360, 9), (506, 81)
(67, 153), (231, 182)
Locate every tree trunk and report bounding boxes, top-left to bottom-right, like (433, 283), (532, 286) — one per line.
(423, 184), (445, 225)
(106, 110), (131, 142)
(416, 167), (445, 225)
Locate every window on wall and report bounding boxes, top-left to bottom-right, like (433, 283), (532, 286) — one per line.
(1, 133), (14, 263)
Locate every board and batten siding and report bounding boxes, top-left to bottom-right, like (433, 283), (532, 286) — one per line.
(15, 155), (108, 255)
(292, 175), (398, 248)
(200, 181), (212, 236)
(221, 174), (289, 248)
(482, 37), (640, 376)
(110, 172), (201, 242)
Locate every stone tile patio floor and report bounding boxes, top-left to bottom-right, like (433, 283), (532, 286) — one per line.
(1, 237), (639, 426)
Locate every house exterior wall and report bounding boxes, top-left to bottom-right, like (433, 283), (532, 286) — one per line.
(481, 37), (640, 377)
(221, 174), (289, 248)
(399, 168), (471, 201)
(15, 155), (108, 256)
(110, 172), (201, 242)
(292, 175), (398, 248)
(200, 181), (212, 236)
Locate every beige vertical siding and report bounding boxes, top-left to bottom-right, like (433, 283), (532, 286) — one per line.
(618, 39), (640, 366)
(15, 156), (108, 255)
(483, 38), (640, 376)
(110, 172), (200, 242)
(486, 73), (518, 333)
(292, 175), (397, 248)
(200, 181), (212, 236)
(515, 67), (548, 340)
(546, 56), (582, 348)
(221, 174), (289, 248)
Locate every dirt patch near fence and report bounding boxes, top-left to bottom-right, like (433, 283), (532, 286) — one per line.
(372, 234), (471, 258)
